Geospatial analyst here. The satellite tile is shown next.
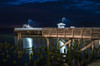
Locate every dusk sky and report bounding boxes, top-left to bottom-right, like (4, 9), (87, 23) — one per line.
(0, 0), (100, 28)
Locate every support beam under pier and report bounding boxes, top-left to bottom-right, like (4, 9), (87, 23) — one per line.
(18, 33), (22, 42)
(58, 40), (71, 49)
(46, 37), (50, 51)
(80, 41), (94, 52)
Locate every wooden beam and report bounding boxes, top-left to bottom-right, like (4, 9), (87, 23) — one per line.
(18, 33), (22, 42)
(64, 28), (66, 37)
(92, 41), (94, 51)
(42, 28), (44, 36)
(56, 28), (58, 37)
(81, 28), (83, 39)
(72, 39), (75, 43)
(78, 39), (81, 44)
(46, 37), (50, 51)
(56, 38), (60, 44)
(72, 28), (74, 38)
(58, 40), (71, 49)
(69, 41), (71, 48)
(49, 28), (51, 37)
(99, 40), (100, 46)
(80, 41), (94, 52)
(90, 28), (93, 39)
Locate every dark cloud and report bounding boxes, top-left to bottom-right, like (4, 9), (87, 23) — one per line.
(0, 0), (60, 7)
(62, 0), (100, 14)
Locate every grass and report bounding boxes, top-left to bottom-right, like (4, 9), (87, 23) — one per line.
(0, 40), (100, 66)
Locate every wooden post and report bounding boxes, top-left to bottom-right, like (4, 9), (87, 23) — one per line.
(90, 28), (93, 40)
(69, 40), (71, 48)
(78, 39), (80, 49)
(18, 32), (22, 49)
(49, 28), (51, 37)
(72, 28), (74, 38)
(72, 39), (75, 49)
(42, 28), (44, 36)
(18, 33), (22, 42)
(56, 28), (58, 37)
(99, 40), (100, 46)
(81, 28), (83, 39)
(57, 38), (60, 45)
(64, 28), (66, 37)
(78, 39), (81, 44)
(73, 39), (75, 44)
(46, 37), (50, 51)
(92, 41), (94, 51)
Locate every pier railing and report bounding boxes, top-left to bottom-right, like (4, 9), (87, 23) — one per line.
(42, 28), (100, 39)
(15, 28), (42, 31)
(14, 27), (100, 39)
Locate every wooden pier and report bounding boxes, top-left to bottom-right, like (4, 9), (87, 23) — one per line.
(14, 27), (100, 51)
(15, 28), (100, 39)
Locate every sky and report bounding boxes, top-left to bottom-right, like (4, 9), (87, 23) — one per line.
(0, 0), (100, 28)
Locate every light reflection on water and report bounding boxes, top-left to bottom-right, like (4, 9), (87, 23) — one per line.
(15, 37), (100, 56)
(15, 37), (68, 54)
(26, 38), (33, 54)
(59, 40), (67, 54)
(26, 38), (33, 48)
(15, 37), (47, 54)
(23, 38), (33, 49)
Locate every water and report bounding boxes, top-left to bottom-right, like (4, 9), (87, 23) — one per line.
(14, 37), (68, 54)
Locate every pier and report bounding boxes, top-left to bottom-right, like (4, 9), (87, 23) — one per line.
(14, 27), (100, 39)
(14, 27), (100, 51)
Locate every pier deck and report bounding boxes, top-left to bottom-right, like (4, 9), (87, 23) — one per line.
(14, 27), (100, 39)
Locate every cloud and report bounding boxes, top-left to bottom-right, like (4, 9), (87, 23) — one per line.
(62, 0), (100, 14)
(95, 3), (100, 5)
(63, 4), (70, 9)
(1, 0), (100, 15)
(75, 1), (94, 7)
(82, 6), (98, 10)
(0, 0), (60, 6)
(6, 0), (59, 5)
(95, 11), (100, 14)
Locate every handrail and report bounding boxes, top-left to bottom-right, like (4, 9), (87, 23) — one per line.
(14, 28), (42, 30)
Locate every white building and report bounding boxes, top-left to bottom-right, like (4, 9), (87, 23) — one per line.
(57, 23), (66, 28)
(23, 24), (33, 28)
